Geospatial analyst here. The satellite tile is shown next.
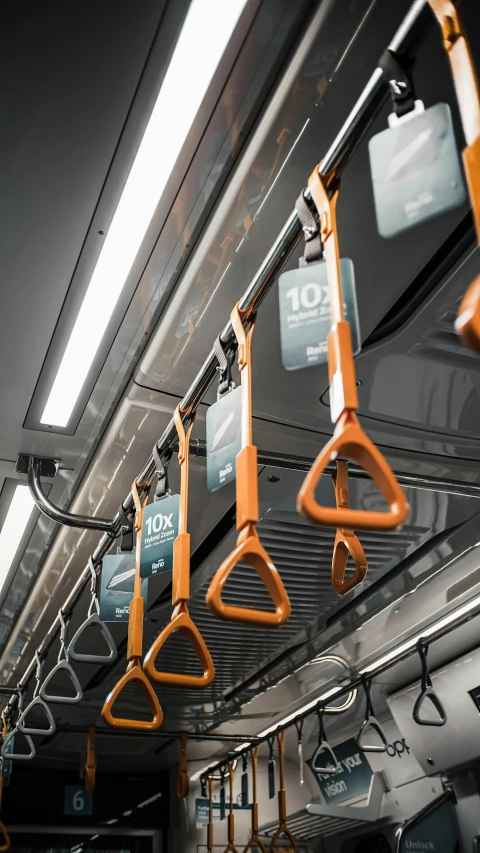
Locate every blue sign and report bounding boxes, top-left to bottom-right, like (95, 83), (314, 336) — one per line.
(64, 785), (93, 816)
(309, 737), (373, 805)
(399, 797), (458, 853)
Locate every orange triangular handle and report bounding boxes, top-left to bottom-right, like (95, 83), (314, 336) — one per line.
(101, 660), (163, 731)
(332, 532), (368, 595)
(144, 603), (215, 688)
(206, 525), (291, 626)
(331, 460), (368, 594)
(297, 413), (409, 531)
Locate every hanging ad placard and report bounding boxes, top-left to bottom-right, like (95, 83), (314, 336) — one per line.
(278, 259), (361, 370)
(99, 554), (148, 623)
(140, 494), (180, 578)
(206, 386), (242, 492)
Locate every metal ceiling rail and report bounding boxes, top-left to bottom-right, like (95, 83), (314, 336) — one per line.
(3, 0), (431, 710)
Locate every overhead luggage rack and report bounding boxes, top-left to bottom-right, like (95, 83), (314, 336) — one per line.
(260, 773), (389, 843)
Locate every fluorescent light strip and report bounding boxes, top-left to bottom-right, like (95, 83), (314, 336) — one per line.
(0, 485), (35, 590)
(41, 0), (249, 428)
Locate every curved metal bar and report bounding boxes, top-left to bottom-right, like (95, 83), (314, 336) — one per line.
(27, 456), (116, 534)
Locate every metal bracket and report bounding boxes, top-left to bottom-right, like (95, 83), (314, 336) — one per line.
(307, 772), (387, 822)
(18, 455), (116, 535)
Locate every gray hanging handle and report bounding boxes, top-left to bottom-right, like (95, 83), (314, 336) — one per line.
(1, 691), (36, 761)
(17, 651), (56, 736)
(357, 678), (388, 753)
(67, 558), (117, 664)
(39, 611), (83, 705)
(311, 708), (341, 774)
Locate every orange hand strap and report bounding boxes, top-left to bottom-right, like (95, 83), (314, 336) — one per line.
(427, 3), (480, 349)
(101, 480), (163, 732)
(177, 731), (190, 799)
(0, 821), (9, 853)
(207, 775), (214, 853)
(1, 712), (8, 740)
(85, 725), (96, 795)
(243, 747), (267, 853)
(206, 304), (291, 626)
(296, 169), (409, 531)
(270, 731), (297, 853)
(144, 407), (215, 688)
(428, 1), (480, 234)
(222, 761), (239, 853)
(331, 461), (368, 595)
(0, 770), (9, 852)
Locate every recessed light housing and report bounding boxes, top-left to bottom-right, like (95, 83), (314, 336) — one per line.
(41, 0), (249, 428)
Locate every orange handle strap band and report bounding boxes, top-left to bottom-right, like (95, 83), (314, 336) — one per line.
(85, 725), (96, 795)
(426, 3), (480, 350)
(1, 713), (8, 740)
(428, 1), (480, 233)
(331, 461), (368, 595)
(0, 821), (9, 853)
(177, 731), (190, 799)
(143, 407), (215, 688)
(206, 305), (291, 626)
(101, 479), (163, 732)
(270, 731), (297, 853)
(207, 775), (214, 853)
(243, 746), (267, 853)
(296, 168), (409, 531)
(222, 761), (239, 853)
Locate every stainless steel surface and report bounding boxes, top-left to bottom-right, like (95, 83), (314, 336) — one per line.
(27, 456), (116, 534)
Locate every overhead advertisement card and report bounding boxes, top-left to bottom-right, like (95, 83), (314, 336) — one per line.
(206, 386), (242, 492)
(278, 259), (360, 370)
(99, 554), (148, 623)
(140, 494), (180, 579)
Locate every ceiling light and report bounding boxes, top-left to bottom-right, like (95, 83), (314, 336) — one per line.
(40, 0), (249, 428)
(0, 485), (35, 588)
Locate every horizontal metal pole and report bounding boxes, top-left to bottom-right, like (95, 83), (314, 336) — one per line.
(27, 456), (116, 535)
(190, 440), (480, 499)
(8, 0), (431, 705)
(46, 725), (261, 743)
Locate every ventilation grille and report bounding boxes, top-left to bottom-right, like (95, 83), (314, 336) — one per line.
(131, 509), (428, 714)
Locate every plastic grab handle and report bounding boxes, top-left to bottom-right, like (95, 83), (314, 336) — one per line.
(0, 821), (10, 853)
(143, 602), (215, 687)
(297, 412), (409, 531)
(101, 660), (163, 732)
(270, 732), (297, 853)
(331, 461), (368, 594)
(206, 524), (291, 626)
(17, 696), (56, 737)
(85, 726), (96, 795)
(67, 613), (117, 665)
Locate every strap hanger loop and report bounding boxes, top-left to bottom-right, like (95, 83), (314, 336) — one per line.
(206, 304), (291, 626)
(243, 746), (267, 853)
(17, 651), (56, 737)
(143, 407), (215, 688)
(222, 761), (239, 853)
(331, 461), (368, 594)
(177, 731), (190, 799)
(297, 169), (409, 532)
(311, 708), (340, 775)
(101, 479), (163, 732)
(270, 731), (297, 853)
(85, 725), (96, 795)
(357, 678), (388, 753)
(67, 558), (118, 665)
(413, 640), (447, 726)
(39, 611), (83, 705)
